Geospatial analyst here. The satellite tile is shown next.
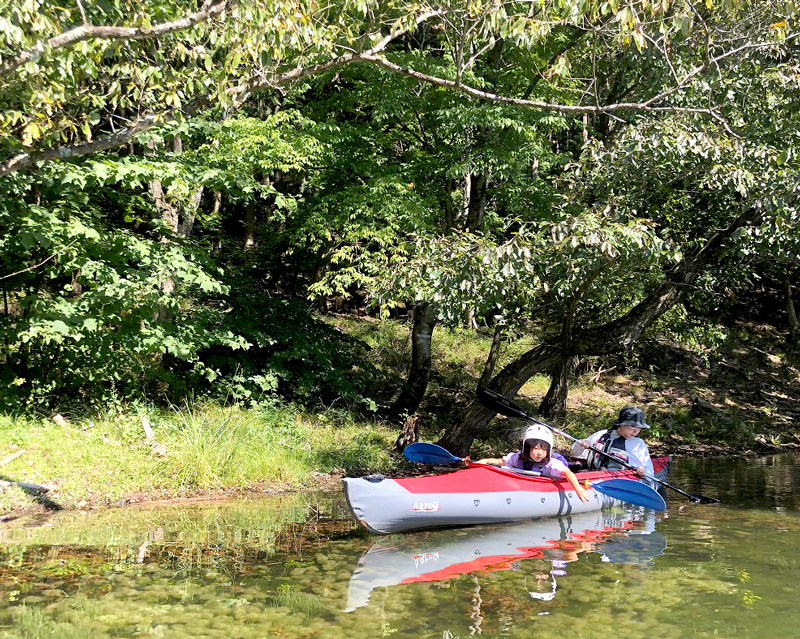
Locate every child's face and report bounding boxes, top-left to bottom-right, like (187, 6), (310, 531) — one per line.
(528, 442), (549, 462)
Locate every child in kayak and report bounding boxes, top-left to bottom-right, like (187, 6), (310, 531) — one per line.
(570, 406), (654, 478)
(476, 425), (591, 503)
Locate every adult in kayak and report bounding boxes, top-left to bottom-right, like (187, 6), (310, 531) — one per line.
(570, 406), (654, 478)
(474, 425), (591, 503)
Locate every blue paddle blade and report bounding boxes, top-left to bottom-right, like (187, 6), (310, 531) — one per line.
(592, 478), (667, 512)
(403, 442), (463, 465)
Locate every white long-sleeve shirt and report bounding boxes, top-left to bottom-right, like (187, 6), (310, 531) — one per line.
(571, 429), (654, 476)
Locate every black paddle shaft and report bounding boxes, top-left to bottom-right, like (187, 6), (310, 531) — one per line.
(476, 385), (719, 504)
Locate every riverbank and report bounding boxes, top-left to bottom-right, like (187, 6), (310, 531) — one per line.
(2, 316), (798, 521)
(0, 403), (395, 521)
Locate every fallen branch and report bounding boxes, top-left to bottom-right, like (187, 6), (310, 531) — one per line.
(0, 450), (25, 467)
(0, 479), (52, 492)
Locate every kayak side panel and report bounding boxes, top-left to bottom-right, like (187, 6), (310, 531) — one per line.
(342, 475), (614, 534)
(343, 457), (671, 534)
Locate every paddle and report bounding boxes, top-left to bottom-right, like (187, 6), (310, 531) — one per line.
(590, 478), (666, 511)
(403, 442), (666, 511)
(404, 442), (465, 465)
(476, 385), (720, 504)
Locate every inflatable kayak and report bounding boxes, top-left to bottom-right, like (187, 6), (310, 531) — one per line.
(345, 508), (666, 610)
(343, 457), (670, 534)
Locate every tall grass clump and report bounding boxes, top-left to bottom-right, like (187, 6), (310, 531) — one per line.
(270, 584), (324, 618)
(160, 403), (306, 489)
(158, 403), (398, 490)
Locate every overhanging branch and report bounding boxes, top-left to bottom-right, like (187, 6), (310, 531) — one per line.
(0, 0), (230, 78)
(0, 113), (166, 177)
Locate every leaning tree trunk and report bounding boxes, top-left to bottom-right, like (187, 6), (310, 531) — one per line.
(438, 206), (765, 456)
(389, 301), (437, 419)
(437, 342), (566, 456)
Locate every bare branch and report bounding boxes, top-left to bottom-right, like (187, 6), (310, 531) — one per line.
(76, 0), (89, 25)
(244, 10), (444, 98)
(0, 239), (79, 281)
(0, 113), (168, 177)
(0, 0), (230, 78)
(358, 53), (734, 119)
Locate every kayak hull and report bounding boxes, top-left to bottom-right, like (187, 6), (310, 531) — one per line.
(343, 458), (669, 534)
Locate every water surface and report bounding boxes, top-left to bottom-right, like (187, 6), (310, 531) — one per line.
(2, 454), (799, 638)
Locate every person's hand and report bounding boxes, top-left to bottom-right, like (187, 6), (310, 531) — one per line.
(635, 466), (646, 477)
(462, 455), (471, 468)
(576, 485), (591, 503)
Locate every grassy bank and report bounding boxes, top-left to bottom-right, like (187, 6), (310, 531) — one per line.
(2, 315), (799, 518)
(0, 404), (397, 517)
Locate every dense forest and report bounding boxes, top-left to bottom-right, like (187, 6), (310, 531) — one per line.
(1, 0), (798, 456)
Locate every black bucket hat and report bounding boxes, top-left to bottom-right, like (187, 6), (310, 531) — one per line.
(613, 406), (650, 429)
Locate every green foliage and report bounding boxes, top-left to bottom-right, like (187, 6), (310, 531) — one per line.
(648, 307), (728, 365)
(0, 107), (388, 412)
(199, 294), (386, 410)
(0, 0), (798, 427)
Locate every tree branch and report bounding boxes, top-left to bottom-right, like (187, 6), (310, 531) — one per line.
(0, 239), (78, 281)
(0, 10), (442, 178)
(0, 112), (167, 177)
(358, 53), (735, 119)
(0, 0), (230, 78)
(244, 10), (444, 98)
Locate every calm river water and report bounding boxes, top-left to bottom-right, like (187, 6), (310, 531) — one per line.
(2, 454), (800, 639)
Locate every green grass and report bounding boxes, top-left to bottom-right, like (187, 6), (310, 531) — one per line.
(5, 606), (94, 639)
(0, 404), (397, 516)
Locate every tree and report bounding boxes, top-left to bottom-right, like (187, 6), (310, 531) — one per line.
(3, 0), (794, 178)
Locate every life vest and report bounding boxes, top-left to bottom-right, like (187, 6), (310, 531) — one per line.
(587, 430), (629, 470)
(519, 450), (568, 472)
(521, 457), (548, 472)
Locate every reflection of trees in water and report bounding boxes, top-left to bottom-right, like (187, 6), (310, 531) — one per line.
(673, 453), (800, 509)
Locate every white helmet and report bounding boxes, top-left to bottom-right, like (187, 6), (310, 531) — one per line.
(523, 424), (553, 448)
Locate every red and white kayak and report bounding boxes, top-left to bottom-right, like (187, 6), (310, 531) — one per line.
(343, 457), (670, 534)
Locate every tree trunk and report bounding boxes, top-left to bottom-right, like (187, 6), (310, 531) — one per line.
(437, 342), (565, 456)
(71, 269), (82, 297)
(465, 172), (487, 231)
(478, 325), (503, 387)
(443, 177), (457, 230)
(389, 301), (437, 418)
(149, 138), (179, 313)
(538, 356), (578, 420)
(393, 414), (422, 452)
(178, 186), (203, 238)
(785, 272), (799, 345)
(244, 201), (256, 249)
